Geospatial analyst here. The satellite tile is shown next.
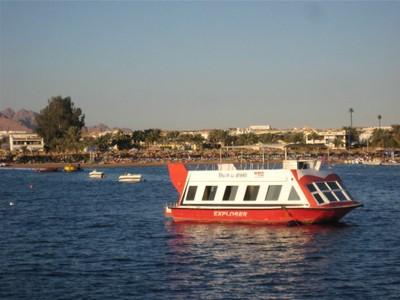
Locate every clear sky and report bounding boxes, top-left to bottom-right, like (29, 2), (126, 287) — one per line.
(1, 1), (399, 130)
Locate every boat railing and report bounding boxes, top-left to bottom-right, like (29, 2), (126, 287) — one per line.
(188, 162), (281, 171)
(187, 159), (323, 171)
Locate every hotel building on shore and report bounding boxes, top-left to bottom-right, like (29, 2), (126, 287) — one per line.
(0, 131), (45, 152)
(304, 129), (347, 149)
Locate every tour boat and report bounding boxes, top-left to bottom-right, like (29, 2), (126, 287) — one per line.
(165, 145), (362, 225)
(89, 170), (106, 178)
(118, 173), (141, 182)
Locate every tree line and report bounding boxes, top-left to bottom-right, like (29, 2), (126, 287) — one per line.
(35, 96), (400, 153)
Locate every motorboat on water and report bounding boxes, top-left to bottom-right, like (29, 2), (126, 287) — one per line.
(165, 144), (362, 225)
(118, 173), (142, 182)
(35, 167), (59, 173)
(64, 164), (83, 172)
(89, 170), (106, 178)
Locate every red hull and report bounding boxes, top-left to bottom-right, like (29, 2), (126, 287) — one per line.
(165, 204), (361, 225)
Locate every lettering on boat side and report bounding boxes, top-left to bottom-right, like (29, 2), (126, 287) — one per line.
(218, 172), (248, 179)
(214, 211), (248, 217)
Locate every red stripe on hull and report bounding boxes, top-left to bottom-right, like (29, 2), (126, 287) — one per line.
(165, 205), (361, 225)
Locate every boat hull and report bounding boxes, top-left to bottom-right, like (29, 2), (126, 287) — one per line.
(119, 178), (141, 182)
(89, 173), (105, 178)
(165, 204), (362, 225)
(118, 175), (141, 182)
(35, 167), (58, 173)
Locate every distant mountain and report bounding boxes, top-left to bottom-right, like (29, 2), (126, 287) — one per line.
(0, 108), (38, 131)
(82, 123), (112, 135)
(0, 114), (33, 132)
(82, 124), (133, 135)
(1, 108), (16, 119)
(0, 108), (132, 135)
(14, 109), (39, 130)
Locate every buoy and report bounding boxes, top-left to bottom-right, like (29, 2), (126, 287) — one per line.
(9, 201), (14, 206)
(29, 184), (35, 189)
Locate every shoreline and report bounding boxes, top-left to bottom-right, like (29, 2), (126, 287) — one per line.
(2, 159), (350, 170)
(3, 160), (237, 169)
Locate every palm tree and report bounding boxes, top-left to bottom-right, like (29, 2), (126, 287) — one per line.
(208, 130), (229, 148)
(308, 131), (320, 144)
(348, 108), (355, 149)
(349, 108), (354, 128)
(378, 114), (382, 129)
(64, 126), (82, 153)
(333, 137), (344, 149)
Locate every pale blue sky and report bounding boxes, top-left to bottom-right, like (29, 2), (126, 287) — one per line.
(1, 1), (399, 130)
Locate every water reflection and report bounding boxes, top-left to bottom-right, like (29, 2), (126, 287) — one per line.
(164, 222), (352, 298)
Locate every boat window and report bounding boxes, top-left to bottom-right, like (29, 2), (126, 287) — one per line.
(323, 191), (338, 202)
(306, 183), (317, 193)
(334, 190), (348, 201)
(223, 186), (238, 201)
(316, 182), (329, 191)
(327, 182), (341, 190)
(339, 184), (354, 200)
(327, 181), (351, 202)
(288, 186), (301, 200)
(202, 186), (218, 201)
(186, 186), (197, 201)
(313, 193), (325, 204)
(244, 185), (260, 201)
(307, 181), (353, 204)
(307, 183), (326, 204)
(265, 185), (282, 201)
(343, 190), (354, 201)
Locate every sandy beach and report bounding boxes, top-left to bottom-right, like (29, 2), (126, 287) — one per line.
(4, 159), (240, 170)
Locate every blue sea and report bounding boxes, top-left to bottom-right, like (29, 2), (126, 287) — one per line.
(1, 164), (399, 299)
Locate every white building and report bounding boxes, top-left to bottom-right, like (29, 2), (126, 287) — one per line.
(305, 130), (347, 149)
(249, 125), (271, 131)
(1, 133), (44, 152)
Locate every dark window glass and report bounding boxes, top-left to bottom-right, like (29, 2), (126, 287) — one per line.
(223, 186), (238, 201)
(186, 186), (197, 201)
(265, 185), (282, 201)
(316, 182), (329, 191)
(313, 193), (325, 204)
(244, 185), (260, 201)
(327, 182), (341, 190)
(334, 191), (348, 201)
(202, 186), (218, 201)
(323, 191), (338, 202)
(307, 183), (317, 193)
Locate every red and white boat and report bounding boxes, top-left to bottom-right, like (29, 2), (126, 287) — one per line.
(165, 146), (362, 225)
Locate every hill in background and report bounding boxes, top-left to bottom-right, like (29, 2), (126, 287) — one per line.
(0, 108), (124, 135)
(0, 108), (37, 132)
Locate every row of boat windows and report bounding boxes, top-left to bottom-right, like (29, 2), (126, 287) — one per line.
(306, 181), (352, 204)
(184, 185), (301, 202)
(183, 181), (352, 204)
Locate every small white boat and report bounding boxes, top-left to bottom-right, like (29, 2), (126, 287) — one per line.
(89, 170), (106, 178)
(119, 173), (142, 182)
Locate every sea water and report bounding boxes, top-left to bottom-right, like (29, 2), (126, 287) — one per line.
(1, 164), (399, 299)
